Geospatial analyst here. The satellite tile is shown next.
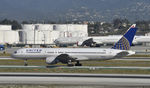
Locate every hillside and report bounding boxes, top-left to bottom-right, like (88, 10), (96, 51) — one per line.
(0, 0), (150, 22)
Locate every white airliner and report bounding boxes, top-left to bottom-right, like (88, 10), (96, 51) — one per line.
(54, 33), (150, 46)
(11, 24), (137, 66)
(91, 35), (150, 45)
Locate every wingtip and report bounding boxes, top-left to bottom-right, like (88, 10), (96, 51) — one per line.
(131, 24), (136, 28)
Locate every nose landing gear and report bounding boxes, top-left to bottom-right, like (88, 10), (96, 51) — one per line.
(67, 60), (74, 66)
(24, 59), (28, 66)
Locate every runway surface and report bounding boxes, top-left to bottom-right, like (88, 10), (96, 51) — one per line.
(0, 73), (150, 86)
(0, 65), (150, 70)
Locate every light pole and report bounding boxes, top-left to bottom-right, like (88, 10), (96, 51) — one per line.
(43, 33), (46, 44)
(34, 28), (35, 44)
(38, 30), (46, 45)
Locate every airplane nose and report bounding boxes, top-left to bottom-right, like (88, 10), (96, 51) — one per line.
(54, 39), (59, 43)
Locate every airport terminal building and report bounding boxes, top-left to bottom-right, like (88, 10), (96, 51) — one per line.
(0, 24), (88, 45)
(145, 32), (150, 46)
(0, 25), (19, 44)
(21, 24), (88, 45)
(1, 24), (150, 47)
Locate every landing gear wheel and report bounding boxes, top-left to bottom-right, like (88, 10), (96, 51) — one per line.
(67, 60), (74, 66)
(75, 61), (82, 66)
(24, 59), (28, 66)
(24, 63), (28, 66)
(67, 64), (74, 66)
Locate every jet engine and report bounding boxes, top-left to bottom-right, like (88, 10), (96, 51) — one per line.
(46, 57), (58, 64)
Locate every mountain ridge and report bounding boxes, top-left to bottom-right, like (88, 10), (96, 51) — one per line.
(0, 0), (150, 22)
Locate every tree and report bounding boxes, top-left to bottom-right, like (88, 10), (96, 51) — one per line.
(113, 18), (122, 29)
(22, 21), (29, 24)
(11, 20), (21, 30)
(0, 19), (21, 30)
(0, 19), (12, 24)
(136, 20), (149, 35)
(113, 18), (130, 29)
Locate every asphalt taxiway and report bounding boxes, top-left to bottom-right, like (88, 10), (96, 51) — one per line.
(0, 73), (150, 86)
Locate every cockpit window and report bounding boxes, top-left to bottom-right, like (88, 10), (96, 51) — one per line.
(14, 51), (17, 54)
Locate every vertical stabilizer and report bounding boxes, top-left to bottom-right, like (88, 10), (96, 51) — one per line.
(112, 24), (137, 50)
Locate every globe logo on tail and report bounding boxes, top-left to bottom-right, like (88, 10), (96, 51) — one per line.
(112, 24), (137, 50)
(112, 37), (130, 50)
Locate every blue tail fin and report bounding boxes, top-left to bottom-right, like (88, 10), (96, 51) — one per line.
(112, 24), (137, 50)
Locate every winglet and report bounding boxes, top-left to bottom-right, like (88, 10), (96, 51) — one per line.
(112, 24), (137, 50)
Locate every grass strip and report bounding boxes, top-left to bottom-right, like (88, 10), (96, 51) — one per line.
(0, 60), (149, 74)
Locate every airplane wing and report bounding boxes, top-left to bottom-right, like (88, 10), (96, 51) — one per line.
(56, 54), (77, 64)
(46, 54), (89, 64)
(46, 54), (77, 64)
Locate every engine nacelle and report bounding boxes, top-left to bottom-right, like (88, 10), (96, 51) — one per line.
(46, 56), (58, 64)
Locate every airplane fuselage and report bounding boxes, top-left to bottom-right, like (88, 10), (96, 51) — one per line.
(12, 48), (134, 61)
(55, 35), (150, 45)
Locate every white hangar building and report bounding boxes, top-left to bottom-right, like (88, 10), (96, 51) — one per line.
(0, 25), (19, 44)
(145, 32), (150, 46)
(53, 24), (88, 37)
(21, 24), (88, 44)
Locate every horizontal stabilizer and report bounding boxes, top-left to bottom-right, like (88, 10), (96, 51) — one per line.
(114, 51), (129, 58)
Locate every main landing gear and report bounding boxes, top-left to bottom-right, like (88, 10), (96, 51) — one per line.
(75, 61), (82, 66)
(67, 60), (74, 66)
(24, 59), (28, 66)
(67, 60), (82, 66)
